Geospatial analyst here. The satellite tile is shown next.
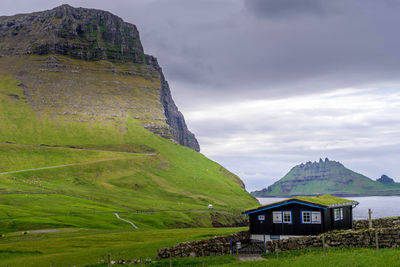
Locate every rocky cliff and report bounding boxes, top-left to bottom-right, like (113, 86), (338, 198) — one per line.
(252, 158), (400, 197)
(0, 4), (199, 151)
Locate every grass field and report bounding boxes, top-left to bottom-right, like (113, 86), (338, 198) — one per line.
(153, 247), (400, 267)
(2, 228), (400, 267)
(0, 227), (246, 266)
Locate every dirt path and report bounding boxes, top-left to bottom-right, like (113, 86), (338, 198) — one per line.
(237, 255), (266, 261)
(0, 142), (157, 155)
(114, 212), (139, 229)
(0, 155), (154, 175)
(28, 229), (61, 233)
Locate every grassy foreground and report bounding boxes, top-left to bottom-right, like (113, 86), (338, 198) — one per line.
(3, 228), (399, 267)
(153, 247), (400, 267)
(0, 227), (245, 266)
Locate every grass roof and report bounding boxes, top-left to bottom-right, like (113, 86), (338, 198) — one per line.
(293, 195), (354, 206)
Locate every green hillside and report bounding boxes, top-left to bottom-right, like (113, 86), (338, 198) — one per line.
(252, 159), (400, 197)
(0, 74), (257, 234)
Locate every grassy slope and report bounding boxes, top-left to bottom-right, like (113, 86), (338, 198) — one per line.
(0, 73), (257, 232)
(0, 60), (258, 265)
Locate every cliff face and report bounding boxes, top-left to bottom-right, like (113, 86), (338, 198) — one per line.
(0, 4), (199, 151)
(145, 56), (200, 151)
(252, 158), (400, 197)
(0, 4), (144, 62)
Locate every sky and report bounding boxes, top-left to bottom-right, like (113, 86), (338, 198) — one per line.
(2, 0), (400, 191)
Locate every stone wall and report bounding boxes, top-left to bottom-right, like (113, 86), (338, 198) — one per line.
(157, 231), (249, 259)
(272, 227), (400, 252)
(353, 216), (400, 230)
(158, 225), (400, 259)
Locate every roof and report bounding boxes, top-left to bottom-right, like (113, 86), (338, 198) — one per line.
(242, 195), (358, 215)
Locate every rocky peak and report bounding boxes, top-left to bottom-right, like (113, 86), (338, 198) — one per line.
(0, 4), (144, 62)
(0, 5), (200, 151)
(377, 175), (395, 184)
(295, 158), (342, 172)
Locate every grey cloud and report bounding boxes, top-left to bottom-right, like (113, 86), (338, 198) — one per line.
(244, 0), (326, 19)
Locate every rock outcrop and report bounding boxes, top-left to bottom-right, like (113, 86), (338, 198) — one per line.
(0, 4), (199, 151)
(377, 175), (395, 184)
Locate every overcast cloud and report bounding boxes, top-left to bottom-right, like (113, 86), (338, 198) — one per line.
(2, 0), (400, 191)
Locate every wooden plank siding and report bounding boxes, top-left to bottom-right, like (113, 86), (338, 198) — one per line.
(246, 202), (353, 236)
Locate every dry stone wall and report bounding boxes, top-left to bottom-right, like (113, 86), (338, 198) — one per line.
(158, 218), (400, 259)
(157, 231), (249, 259)
(273, 227), (400, 252)
(353, 216), (400, 230)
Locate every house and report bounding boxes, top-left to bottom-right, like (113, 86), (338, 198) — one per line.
(242, 195), (358, 241)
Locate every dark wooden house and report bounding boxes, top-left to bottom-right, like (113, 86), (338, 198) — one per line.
(242, 195), (358, 241)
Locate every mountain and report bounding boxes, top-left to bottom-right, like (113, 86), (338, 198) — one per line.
(0, 5), (258, 232)
(0, 4), (199, 151)
(377, 174), (395, 184)
(252, 158), (400, 197)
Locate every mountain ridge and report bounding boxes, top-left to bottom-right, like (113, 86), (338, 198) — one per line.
(252, 158), (400, 197)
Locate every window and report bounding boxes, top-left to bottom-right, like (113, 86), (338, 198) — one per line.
(258, 215), (265, 221)
(334, 208), (343, 221)
(272, 210), (293, 224)
(312, 211), (321, 224)
(302, 211), (322, 224)
(272, 211), (282, 223)
(282, 211), (292, 224)
(302, 211), (311, 223)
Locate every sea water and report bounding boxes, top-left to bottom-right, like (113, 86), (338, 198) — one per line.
(257, 196), (400, 220)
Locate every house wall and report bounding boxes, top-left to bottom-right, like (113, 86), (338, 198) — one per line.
(249, 203), (353, 236)
(329, 206), (353, 231)
(249, 203), (326, 236)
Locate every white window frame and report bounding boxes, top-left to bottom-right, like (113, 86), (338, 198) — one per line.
(272, 211), (282, 223)
(301, 211), (312, 224)
(311, 211), (322, 224)
(282, 211), (292, 224)
(334, 208), (343, 221)
(301, 210), (322, 224)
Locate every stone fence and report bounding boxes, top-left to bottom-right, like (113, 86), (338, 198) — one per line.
(353, 216), (400, 230)
(270, 227), (400, 252)
(157, 231), (249, 259)
(157, 218), (400, 259)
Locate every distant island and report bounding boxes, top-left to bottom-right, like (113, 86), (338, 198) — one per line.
(252, 158), (400, 197)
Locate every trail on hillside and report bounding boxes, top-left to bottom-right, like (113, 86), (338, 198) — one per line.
(0, 155), (155, 175)
(0, 142), (157, 155)
(114, 212), (139, 229)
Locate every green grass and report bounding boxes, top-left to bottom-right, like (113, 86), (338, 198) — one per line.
(0, 56), (258, 266)
(0, 70), (257, 232)
(294, 195), (354, 206)
(0, 227), (245, 266)
(150, 247), (400, 267)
